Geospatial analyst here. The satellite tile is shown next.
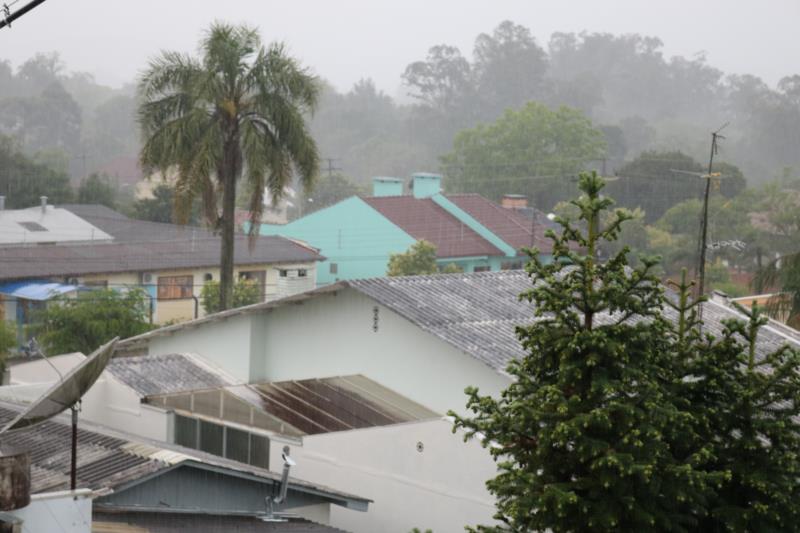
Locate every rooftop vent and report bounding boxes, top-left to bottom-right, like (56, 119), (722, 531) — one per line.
(17, 221), (47, 232)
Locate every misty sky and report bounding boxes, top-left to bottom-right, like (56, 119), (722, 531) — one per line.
(1, 0), (798, 94)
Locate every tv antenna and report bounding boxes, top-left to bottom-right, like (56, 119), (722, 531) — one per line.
(670, 123), (729, 300)
(0, 338), (118, 490)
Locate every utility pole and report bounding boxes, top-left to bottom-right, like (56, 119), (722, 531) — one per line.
(696, 124), (727, 299)
(322, 158), (341, 178)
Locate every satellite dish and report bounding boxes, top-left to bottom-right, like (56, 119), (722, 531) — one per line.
(1, 337), (118, 433)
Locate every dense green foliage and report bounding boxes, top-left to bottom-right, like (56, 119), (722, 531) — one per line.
(441, 102), (606, 209)
(200, 279), (261, 315)
(77, 173), (117, 209)
(138, 23), (320, 310)
(387, 240), (439, 277)
(33, 289), (152, 355)
(667, 276), (800, 531)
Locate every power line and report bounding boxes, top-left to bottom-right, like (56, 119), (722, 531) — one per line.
(0, 0), (48, 29)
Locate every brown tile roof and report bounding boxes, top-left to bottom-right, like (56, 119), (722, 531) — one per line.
(447, 193), (553, 253)
(362, 196), (503, 258)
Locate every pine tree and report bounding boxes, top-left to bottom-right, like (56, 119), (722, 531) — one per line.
(671, 277), (800, 531)
(451, 172), (711, 532)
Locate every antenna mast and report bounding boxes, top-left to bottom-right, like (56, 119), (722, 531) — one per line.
(696, 124), (727, 299)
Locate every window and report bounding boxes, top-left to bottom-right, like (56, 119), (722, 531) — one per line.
(203, 273), (213, 282)
(84, 279), (108, 288)
(298, 269), (307, 278)
(329, 263), (338, 274)
(473, 266), (491, 273)
(279, 269), (288, 277)
(500, 261), (523, 271)
(171, 414), (269, 469)
(157, 275), (193, 300)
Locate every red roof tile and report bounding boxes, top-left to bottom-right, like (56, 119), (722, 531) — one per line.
(447, 194), (553, 253)
(362, 196), (502, 258)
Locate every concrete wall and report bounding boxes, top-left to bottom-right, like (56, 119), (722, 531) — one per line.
(271, 419), (497, 533)
(80, 374), (171, 442)
(262, 197), (416, 285)
(9, 489), (92, 533)
(149, 313), (254, 382)
(251, 289), (509, 415)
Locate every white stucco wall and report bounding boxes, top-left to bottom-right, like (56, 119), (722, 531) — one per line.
(271, 419), (497, 533)
(253, 289), (510, 415)
(79, 374), (171, 442)
(149, 314), (254, 382)
(9, 489), (92, 533)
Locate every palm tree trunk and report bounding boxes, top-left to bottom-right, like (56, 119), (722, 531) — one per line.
(219, 136), (239, 311)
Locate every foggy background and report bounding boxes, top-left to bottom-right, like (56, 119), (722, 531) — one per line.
(2, 0), (797, 92)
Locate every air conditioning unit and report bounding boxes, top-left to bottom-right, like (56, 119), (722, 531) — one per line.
(140, 273), (153, 284)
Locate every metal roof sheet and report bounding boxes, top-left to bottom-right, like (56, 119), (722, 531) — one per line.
(150, 375), (440, 437)
(0, 280), (79, 301)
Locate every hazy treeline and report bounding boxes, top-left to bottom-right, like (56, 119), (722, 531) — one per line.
(0, 21), (798, 200)
(0, 52), (137, 183)
(315, 21), (800, 189)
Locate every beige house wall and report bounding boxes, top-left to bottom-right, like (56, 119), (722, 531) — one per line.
(76, 262), (317, 325)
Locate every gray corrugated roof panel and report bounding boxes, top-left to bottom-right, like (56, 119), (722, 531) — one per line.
(106, 353), (239, 397)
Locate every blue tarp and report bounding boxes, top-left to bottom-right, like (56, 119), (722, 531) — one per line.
(0, 280), (79, 301)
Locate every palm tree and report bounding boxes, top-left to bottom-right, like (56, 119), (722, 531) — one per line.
(138, 23), (319, 310)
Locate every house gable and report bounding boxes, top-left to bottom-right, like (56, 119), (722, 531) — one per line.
(261, 196), (416, 284)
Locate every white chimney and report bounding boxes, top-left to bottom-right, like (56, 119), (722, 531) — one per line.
(40, 196), (47, 214)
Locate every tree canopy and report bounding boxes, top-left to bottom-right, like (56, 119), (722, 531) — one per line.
(387, 240), (439, 277)
(138, 23), (320, 309)
(33, 289), (152, 355)
(441, 102), (606, 210)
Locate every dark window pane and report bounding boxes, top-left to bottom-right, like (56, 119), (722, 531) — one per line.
(199, 420), (223, 456)
(225, 427), (249, 464)
(250, 434), (270, 469)
(174, 415), (198, 449)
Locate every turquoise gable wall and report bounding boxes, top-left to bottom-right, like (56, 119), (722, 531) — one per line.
(261, 197), (416, 285)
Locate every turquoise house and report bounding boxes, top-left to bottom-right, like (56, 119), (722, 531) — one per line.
(261, 173), (553, 285)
